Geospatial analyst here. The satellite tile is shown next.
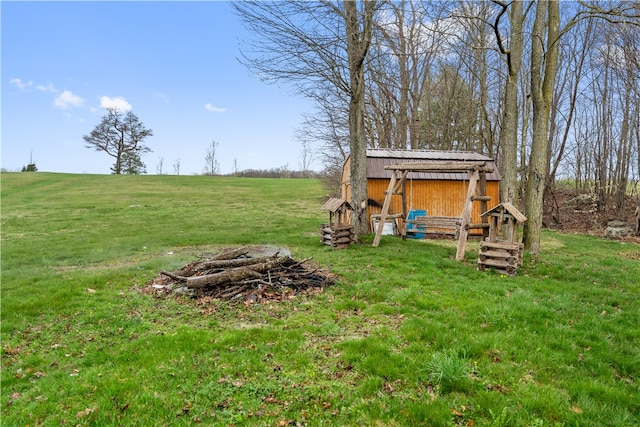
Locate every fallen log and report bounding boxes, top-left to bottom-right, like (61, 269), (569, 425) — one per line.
(185, 267), (262, 289)
(185, 256), (292, 289)
(190, 255), (277, 272)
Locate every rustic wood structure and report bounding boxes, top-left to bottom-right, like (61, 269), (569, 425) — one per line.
(477, 202), (527, 276)
(370, 214), (400, 236)
(372, 160), (495, 261)
(320, 198), (355, 249)
(341, 149), (501, 235)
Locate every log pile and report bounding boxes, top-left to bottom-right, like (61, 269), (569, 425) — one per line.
(477, 241), (524, 276)
(144, 246), (334, 302)
(320, 223), (355, 249)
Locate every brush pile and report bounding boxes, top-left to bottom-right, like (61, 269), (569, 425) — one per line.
(143, 246), (334, 303)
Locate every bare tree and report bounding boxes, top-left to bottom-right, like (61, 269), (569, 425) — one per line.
(295, 89), (350, 191)
(83, 108), (153, 175)
(297, 137), (315, 178)
(344, 0), (379, 234)
(547, 16), (595, 190)
(173, 158), (181, 175)
(233, 1), (381, 236)
(156, 157), (164, 175)
(367, 0), (445, 149)
(523, 0), (560, 254)
(491, 0), (529, 204)
(204, 140), (220, 176)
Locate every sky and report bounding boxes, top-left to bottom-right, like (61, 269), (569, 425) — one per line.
(1, 1), (315, 175)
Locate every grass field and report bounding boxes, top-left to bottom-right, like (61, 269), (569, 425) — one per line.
(2, 172), (639, 426)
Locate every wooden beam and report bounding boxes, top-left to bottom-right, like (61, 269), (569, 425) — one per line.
(391, 170), (408, 194)
(384, 161), (493, 173)
(478, 171), (489, 240)
(373, 170), (401, 247)
(456, 169), (479, 261)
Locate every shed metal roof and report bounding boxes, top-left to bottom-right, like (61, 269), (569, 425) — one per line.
(365, 149), (501, 181)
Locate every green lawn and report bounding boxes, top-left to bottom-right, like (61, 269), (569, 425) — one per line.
(2, 172), (639, 426)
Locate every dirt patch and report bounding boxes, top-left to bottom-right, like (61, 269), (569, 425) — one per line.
(543, 189), (640, 243)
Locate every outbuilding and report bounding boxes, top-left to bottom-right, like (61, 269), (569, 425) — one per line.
(341, 149), (501, 234)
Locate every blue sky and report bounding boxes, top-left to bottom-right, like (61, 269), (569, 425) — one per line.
(1, 1), (314, 175)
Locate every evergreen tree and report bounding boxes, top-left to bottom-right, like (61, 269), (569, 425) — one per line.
(118, 151), (147, 175)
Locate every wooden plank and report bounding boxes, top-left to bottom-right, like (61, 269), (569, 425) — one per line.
(332, 224), (355, 231)
(405, 216), (460, 236)
(466, 223), (491, 230)
(456, 169), (479, 261)
(373, 170), (400, 247)
(471, 195), (492, 202)
(478, 251), (518, 264)
(481, 241), (523, 251)
(477, 258), (514, 268)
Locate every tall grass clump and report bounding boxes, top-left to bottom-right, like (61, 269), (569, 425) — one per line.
(425, 349), (472, 393)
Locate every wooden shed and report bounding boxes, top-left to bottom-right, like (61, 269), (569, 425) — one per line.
(341, 149), (501, 234)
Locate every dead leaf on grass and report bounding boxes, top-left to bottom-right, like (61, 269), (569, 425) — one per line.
(77, 406), (98, 418)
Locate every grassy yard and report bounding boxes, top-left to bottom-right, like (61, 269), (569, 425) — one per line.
(2, 172), (639, 426)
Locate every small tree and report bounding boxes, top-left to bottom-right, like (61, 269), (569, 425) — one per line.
(204, 140), (220, 176)
(156, 157), (165, 175)
(84, 108), (153, 174)
(21, 151), (38, 172)
(120, 151), (146, 175)
(297, 139), (314, 178)
(173, 158), (181, 175)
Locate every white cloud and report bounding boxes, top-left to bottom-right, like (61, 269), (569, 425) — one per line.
(204, 103), (226, 113)
(54, 90), (85, 109)
(36, 83), (58, 93)
(9, 78), (32, 90)
(100, 96), (132, 111)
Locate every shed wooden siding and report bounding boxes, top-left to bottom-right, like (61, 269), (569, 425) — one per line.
(367, 178), (500, 224)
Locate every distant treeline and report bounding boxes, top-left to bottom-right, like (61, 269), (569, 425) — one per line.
(220, 168), (324, 179)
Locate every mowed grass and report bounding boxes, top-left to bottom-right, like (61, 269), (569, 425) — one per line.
(2, 172), (639, 426)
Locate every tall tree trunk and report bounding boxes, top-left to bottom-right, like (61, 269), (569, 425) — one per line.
(345, 1), (376, 237)
(497, 0), (524, 205)
(523, 0), (560, 254)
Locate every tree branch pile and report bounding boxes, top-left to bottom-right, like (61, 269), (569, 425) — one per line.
(143, 246), (335, 303)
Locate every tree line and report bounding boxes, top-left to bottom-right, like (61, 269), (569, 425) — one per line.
(234, 0), (640, 253)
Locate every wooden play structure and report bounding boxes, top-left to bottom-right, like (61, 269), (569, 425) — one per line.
(341, 149), (501, 234)
(372, 161), (494, 261)
(320, 198), (356, 249)
(477, 202), (527, 276)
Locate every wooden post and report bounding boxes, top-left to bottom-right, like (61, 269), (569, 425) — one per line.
(401, 174), (407, 233)
(373, 170), (398, 247)
(479, 171), (489, 240)
(456, 169), (479, 261)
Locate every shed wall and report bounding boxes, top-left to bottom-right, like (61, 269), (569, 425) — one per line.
(366, 178), (500, 228)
